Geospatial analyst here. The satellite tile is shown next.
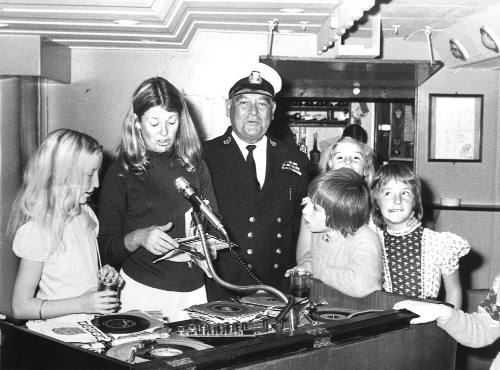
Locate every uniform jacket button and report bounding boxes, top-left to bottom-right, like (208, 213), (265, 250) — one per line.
(276, 233), (282, 239)
(249, 217), (255, 223)
(246, 249), (254, 255)
(276, 217), (282, 223)
(273, 264), (279, 269)
(247, 232), (254, 238)
(275, 248), (282, 254)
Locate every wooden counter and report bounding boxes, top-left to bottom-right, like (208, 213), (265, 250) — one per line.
(1, 281), (456, 370)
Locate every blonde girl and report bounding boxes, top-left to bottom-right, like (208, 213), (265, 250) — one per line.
(10, 129), (120, 322)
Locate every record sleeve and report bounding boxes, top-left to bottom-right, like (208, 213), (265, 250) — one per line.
(153, 234), (237, 263)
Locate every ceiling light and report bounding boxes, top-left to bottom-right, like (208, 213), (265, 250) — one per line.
(280, 8), (304, 14)
(114, 20), (140, 26)
(353, 82), (361, 96)
(480, 25), (499, 53)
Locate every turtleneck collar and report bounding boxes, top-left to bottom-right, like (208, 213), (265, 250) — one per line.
(146, 149), (175, 160)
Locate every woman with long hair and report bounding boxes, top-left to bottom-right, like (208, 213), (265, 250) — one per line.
(98, 77), (219, 322)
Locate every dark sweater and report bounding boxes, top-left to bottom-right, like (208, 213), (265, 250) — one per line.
(97, 151), (219, 292)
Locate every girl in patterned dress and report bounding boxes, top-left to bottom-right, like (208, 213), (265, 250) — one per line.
(394, 275), (500, 370)
(371, 163), (470, 308)
(9, 129), (121, 322)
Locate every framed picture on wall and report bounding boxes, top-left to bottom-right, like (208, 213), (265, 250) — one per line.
(428, 94), (483, 162)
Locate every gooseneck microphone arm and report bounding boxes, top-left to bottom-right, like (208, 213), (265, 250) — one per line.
(173, 177), (228, 239)
(190, 211), (296, 331)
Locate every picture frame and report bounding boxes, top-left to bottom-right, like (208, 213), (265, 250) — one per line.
(428, 94), (483, 162)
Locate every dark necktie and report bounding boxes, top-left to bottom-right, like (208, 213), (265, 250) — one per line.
(246, 145), (260, 189)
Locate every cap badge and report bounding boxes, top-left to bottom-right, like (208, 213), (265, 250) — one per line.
(248, 71), (262, 85)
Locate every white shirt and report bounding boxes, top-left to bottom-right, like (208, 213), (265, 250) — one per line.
(13, 205), (100, 322)
(231, 132), (267, 188)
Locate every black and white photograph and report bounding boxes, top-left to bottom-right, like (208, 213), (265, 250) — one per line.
(1, 1), (500, 369)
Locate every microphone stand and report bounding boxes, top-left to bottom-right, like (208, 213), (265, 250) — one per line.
(191, 211), (296, 332)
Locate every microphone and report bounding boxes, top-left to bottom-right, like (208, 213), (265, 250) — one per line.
(174, 177), (227, 235)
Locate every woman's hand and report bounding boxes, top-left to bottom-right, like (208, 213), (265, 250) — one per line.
(126, 222), (179, 255)
(79, 288), (120, 314)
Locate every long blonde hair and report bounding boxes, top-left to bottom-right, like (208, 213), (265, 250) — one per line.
(8, 129), (103, 253)
(117, 77), (202, 175)
(325, 136), (377, 185)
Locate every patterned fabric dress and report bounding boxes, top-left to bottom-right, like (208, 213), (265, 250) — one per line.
(383, 226), (423, 298)
(378, 223), (470, 299)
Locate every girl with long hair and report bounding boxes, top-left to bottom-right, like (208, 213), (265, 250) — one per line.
(10, 129), (120, 322)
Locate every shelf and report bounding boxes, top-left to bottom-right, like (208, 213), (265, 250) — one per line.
(289, 121), (348, 127)
(425, 203), (500, 212)
(287, 106), (349, 111)
(388, 157), (413, 162)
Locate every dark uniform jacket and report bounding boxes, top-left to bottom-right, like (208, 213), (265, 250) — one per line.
(203, 127), (309, 300)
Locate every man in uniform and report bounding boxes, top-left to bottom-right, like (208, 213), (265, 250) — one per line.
(203, 63), (309, 300)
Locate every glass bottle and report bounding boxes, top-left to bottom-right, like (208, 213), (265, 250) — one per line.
(309, 133), (321, 165)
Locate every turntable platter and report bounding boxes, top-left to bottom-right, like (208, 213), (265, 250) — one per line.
(187, 300), (263, 320)
(311, 307), (357, 322)
(240, 293), (285, 308)
(106, 337), (213, 363)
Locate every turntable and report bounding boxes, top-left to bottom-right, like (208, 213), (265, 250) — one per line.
(106, 337), (213, 364)
(185, 300), (264, 323)
(90, 310), (169, 346)
(310, 306), (383, 322)
(92, 314), (151, 334)
(240, 292), (286, 308)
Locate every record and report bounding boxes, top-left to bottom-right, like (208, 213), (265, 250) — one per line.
(92, 314), (150, 334)
(311, 307), (357, 322)
(106, 337), (213, 363)
(240, 293), (285, 308)
(188, 301), (263, 318)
